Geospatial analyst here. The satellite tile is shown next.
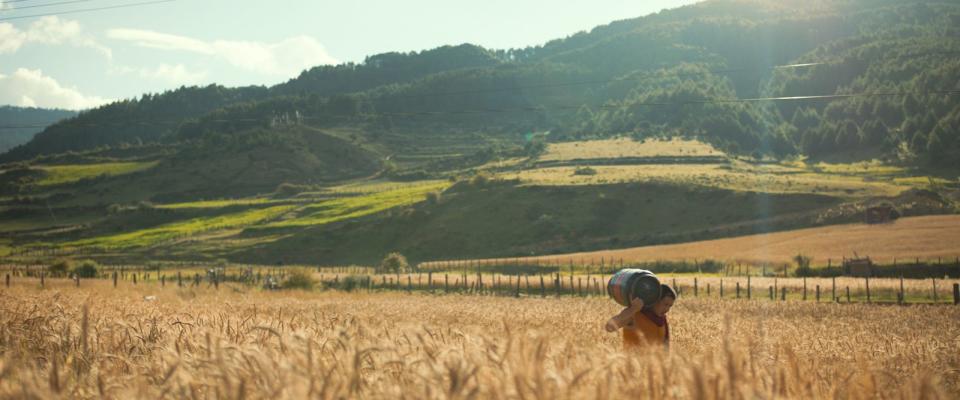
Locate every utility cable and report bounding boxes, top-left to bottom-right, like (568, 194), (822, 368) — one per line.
(1, 0), (98, 11)
(0, 0), (175, 21)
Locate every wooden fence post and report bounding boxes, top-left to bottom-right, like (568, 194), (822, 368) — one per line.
(831, 277), (836, 303)
(720, 279), (724, 298)
(694, 278), (698, 297)
(556, 274), (562, 297)
(932, 278), (937, 303)
(444, 274), (449, 293)
(781, 287), (786, 301)
(846, 286), (851, 303)
(816, 285), (820, 302)
(540, 275), (546, 297)
(899, 276), (904, 305)
(866, 277), (871, 303)
(161, 275), (165, 287)
(40, 271), (44, 288)
(113, 271), (118, 288)
(747, 276), (751, 299)
(75, 274), (80, 287)
(953, 283), (959, 305)
(802, 277), (807, 301)
(515, 273), (521, 298)
(736, 281), (741, 299)
(768, 286), (773, 300)
(133, 273), (137, 285)
(5, 274), (8, 288)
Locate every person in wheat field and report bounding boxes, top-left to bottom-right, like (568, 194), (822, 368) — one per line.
(604, 284), (676, 349)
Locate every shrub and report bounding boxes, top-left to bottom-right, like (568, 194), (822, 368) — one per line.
(48, 259), (73, 277)
(281, 270), (316, 290)
(339, 275), (367, 292)
(793, 254), (814, 277)
(379, 252), (410, 273)
(573, 166), (597, 176)
(72, 260), (99, 278)
(470, 173), (491, 187)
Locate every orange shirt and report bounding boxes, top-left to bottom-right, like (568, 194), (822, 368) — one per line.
(621, 311), (667, 349)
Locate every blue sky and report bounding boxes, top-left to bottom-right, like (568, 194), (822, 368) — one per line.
(0, 0), (699, 110)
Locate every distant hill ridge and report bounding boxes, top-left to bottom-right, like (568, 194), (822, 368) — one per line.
(0, 106), (76, 154)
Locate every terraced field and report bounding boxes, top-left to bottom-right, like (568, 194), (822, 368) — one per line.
(44, 181), (451, 255)
(34, 161), (158, 186)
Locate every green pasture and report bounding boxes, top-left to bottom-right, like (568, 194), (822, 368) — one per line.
(34, 161), (158, 186)
(260, 181), (450, 229)
(157, 198), (282, 210)
(67, 205), (297, 249)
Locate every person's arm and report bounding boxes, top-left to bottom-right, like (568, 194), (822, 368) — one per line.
(604, 297), (644, 332)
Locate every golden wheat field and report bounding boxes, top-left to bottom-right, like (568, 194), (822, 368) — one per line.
(490, 215), (960, 267)
(1, 278), (958, 399)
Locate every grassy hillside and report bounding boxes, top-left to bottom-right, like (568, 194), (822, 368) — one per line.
(2, 0), (959, 265)
(2, 137), (956, 265)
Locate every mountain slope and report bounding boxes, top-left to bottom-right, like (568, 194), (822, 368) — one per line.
(0, 106), (76, 154)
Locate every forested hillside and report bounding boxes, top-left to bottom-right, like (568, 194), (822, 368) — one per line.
(3, 0), (959, 169)
(0, 85), (269, 162)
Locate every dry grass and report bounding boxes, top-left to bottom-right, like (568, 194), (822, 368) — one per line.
(501, 163), (908, 198)
(526, 215), (960, 267)
(0, 279), (957, 399)
(538, 138), (724, 162)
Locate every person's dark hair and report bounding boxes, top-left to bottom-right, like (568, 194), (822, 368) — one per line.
(660, 284), (677, 300)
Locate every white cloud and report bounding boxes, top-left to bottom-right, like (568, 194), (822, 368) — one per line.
(0, 17), (111, 58)
(0, 23), (27, 54)
(19, 95), (36, 108)
(138, 63), (208, 85)
(107, 28), (338, 77)
(0, 68), (112, 110)
(26, 16), (82, 44)
(106, 28), (211, 53)
(108, 62), (208, 86)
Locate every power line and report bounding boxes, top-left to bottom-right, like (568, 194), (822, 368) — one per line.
(1, 0), (98, 11)
(0, 0), (175, 21)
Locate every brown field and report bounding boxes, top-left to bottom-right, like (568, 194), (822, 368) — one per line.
(500, 215), (960, 267)
(537, 138), (725, 161)
(501, 163), (907, 198)
(1, 279), (958, 399)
